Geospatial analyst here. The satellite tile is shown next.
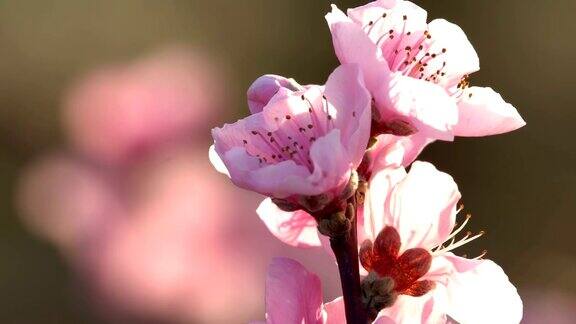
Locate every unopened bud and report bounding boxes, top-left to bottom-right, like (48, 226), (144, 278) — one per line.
(361, 272), (398, 321)
(317, 211), (351, 238)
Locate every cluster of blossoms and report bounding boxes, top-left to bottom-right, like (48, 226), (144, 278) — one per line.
(211, 1), (525, 323)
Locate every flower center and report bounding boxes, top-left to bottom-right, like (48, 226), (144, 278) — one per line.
(362, 12), (450, 84)
(432, 211), (486, 259)
(239, 91), (337, 172)
(360, 226), (435, 297)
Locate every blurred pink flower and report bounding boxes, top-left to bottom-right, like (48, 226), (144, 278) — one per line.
(88, 148), (265, 322)
(360, 161), (522, 323)
(16, 154), (121, 253)
(212, 64), (371, 200)
(63, 46), (226, 166)
(326, 1), (525, 141)
(18, 147), (269, 323)
(17, 45), (296, 323)
(254, 257), (344, 324)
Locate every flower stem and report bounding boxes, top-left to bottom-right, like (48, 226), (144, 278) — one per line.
(330, 201), (368, 324)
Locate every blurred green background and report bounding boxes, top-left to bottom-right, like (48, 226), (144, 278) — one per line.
(0, 0), (574, 322)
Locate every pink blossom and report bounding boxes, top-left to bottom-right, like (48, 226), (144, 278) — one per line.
(212, 64), (371, 199)
(90, 148), (265, 322)
(361, 161), (523, 323)
(64, 46), (226, 166)
(326, 1), (525, 141)
(17, 147), (269, 323)
(16, 153), (121, 253)
(254, 257), (344, 324)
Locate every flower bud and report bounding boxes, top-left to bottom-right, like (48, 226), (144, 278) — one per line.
(317, 210), (351, 238)
(361, 272), (398, 321)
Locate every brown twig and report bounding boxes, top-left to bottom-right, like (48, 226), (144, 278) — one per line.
(330, 201), (368, 324)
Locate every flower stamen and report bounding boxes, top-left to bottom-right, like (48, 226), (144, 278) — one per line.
(432, 212), (485, 256)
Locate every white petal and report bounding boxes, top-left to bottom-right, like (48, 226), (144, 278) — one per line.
(385, 162), (460, 251)
(257, 198), (321, 248)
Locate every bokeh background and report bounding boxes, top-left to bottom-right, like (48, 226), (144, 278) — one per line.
(1, 0), (575, 323)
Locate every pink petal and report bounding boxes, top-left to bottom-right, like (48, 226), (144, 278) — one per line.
(375, 73), (458, 141)
(257, 198), (321, 248)
(346, 0), (401, 24)
(454, 87), (526, 137)
(304, 129), (352, 196)
(385, 162), (461, 251)
(247, 75), (303, 114)
(439, 255), (523, 324)
(218, 145), (311, 198)
(326, 5), (391, 91)
(425, 19), (480, 88)
(323, 64), (372, 168)
(324, 297), (346, 324)
(372, 316), (395, 324)
(368, 133), (434, 173)
(265, 257), (325, 324)
(347, 0), (428, 67)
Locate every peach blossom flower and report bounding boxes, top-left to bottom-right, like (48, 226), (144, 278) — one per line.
(212, 64), (371, 200)
(326, 1), (525, 141)
(360, 161), (522, 323)
(256, 163), (522, 324)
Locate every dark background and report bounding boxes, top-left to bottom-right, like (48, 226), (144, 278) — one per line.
(0, 0), (574, 322)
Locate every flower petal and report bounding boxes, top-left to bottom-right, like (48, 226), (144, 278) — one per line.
(347, 0), (428, 68)
(247, 75), (303, 114)
(385, 161), (460, 251)
(305, 129), (353, 196)
(439, 255), (523, 324)
(365, 166), (407, 241)
(426, 19), (480, 88)
(324, 64), (372, 168)
(368, 133), (434, 173)
(454, 87), (526, 137)
(375, 73), (458, 141)
(326, 5), (391, 91)
(324, 297), (346, 324)
(377, 289), (448, 324)
(257, 198), (321, 248)
(265, 257), (325, 324)
(209, 144), (230, 176)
